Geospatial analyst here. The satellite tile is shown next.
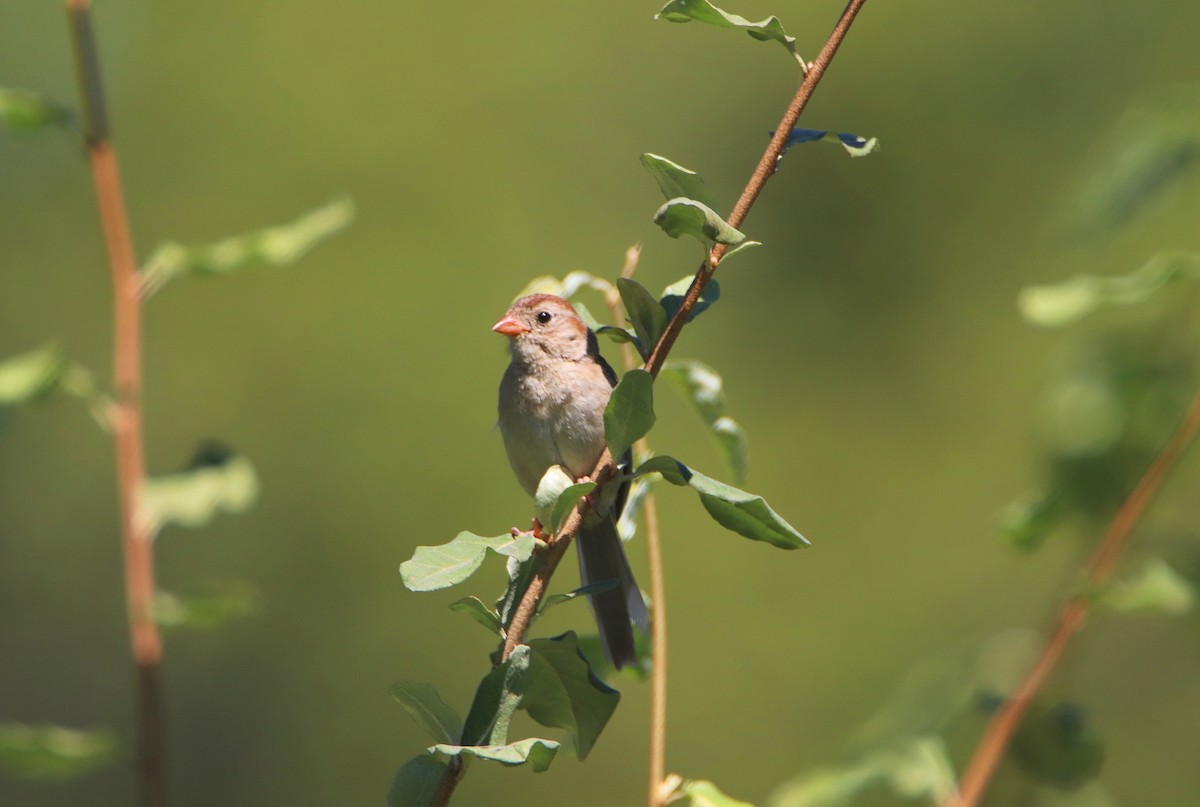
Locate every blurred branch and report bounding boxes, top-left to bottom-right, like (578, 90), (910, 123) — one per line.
(947, 387), (1200, 807)
(66, 2), (166, 806)
(608, 247), (671, 807)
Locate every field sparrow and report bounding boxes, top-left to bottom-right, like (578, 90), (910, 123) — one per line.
(494, 294), (648, 668)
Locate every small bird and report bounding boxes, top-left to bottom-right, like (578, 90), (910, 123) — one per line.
(493, 293), (648, 668)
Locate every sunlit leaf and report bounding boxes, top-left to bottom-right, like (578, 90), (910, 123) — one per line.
(766, 737), (957, 807)
(1102, 558), (1195, 615)
(391, 682), (464, 745)
(659, 276), (721, 324)
(660, 359), (748, 482)
(617, 475), (655, 542)
(0, 723), (116, 780)
(515, 270), (615, 301)
(0, 88), (72, 131)
(533, 464), (576, 530)
(680, 779), (758, 807)
(780, 128), (880, 158)
(386, 755), (448, 807)
(429, 738), (559, 772)
(449, 596), (503, 635)
(595, 325), (644, 356)
(1018, 251), (1200, 327)
(605, 369), (656, 459)
(617, 277), (669, 358)
(635, 456), (807, 548)
(655, 0), (803, 65)
(139, 197), (354, 295)
(140, 443), (258, 534)
(523, 632), (620, 760)
(549, 481), (597, 535)
(0, 344), (67, 406)
(640, 153), (718, 209)
(153, 581), (256, 630)
(401, 531), (536, 592)
(653, 197), (750, 249)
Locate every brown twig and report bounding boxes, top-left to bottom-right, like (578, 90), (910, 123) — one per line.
(66, 3), (166, 806)
(947, 387), (1200, 807)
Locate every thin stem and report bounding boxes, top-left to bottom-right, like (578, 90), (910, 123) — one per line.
(66, 3), (166, 806)
(609, 249), (671, 807)
(948, 387), (1200, 807)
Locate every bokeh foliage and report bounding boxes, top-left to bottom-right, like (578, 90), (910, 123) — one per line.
(2, 1), (1199, 806)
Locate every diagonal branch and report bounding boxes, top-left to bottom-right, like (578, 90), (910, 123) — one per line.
(946, 387), (1200, 807)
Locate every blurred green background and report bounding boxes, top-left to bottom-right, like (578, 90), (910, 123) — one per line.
(3, 1), (1199, 805)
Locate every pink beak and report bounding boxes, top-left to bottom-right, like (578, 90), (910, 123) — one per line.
(492, 315), (530, 336)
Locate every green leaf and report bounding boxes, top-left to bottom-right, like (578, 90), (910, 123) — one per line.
(766, 736), (957, 807)
(429, 738), (560, 773)
(534, 465), (576, 529)
(1102, 558), (1195, 615)
(497, 556), (540, 632)
(515, 270), (615, 302)
(139, 197), (354, 296)
(549, 482), (597, 535)
(577, 630), (653, 683)
(635, 456), (807, 548)
(617, 475), (656, 541)
(780, 128), (881, 158)
(538, 581), (619, 616)
(660, 359), (749, 482)
(595, 325), (644, 356)
(659, 276), (721, 323)
(1010, 701), (1105, 790)
(681, 779), (757, 807)
(401, 531), (535, 592)
(391, 682), (464, 745)
(524, 632), (621, 760)
(655, 0), (802, 65)
(654, 197), (750, 249)
(0, 344), (67, 406)
(1000, 489), (1067, 552)
(449, 596), (503, 635)
(0, 723), (116, 781)
(617, 277), (669, 358)
(152, 582), (256, 630)
(1018, 250), (1200, 327)
(605, 369), (656, 459)
(461, 645), (531, 746)
(0, 88), (72, 131)
(140, 443), (259, 534)
(640, 153), (718, 209)
(386, 755), (449, 807)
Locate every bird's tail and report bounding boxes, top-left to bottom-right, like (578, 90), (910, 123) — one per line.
(576, 514), (648, 669)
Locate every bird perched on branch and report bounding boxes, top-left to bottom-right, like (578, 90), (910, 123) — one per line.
(493, 293), (647, 668)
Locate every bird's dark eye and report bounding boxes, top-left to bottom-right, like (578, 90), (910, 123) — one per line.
(536, 311), (552, 324)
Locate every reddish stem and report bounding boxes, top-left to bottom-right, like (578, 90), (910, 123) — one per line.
(67, 3), (166, 805)
(948, 388), (1200, 807)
